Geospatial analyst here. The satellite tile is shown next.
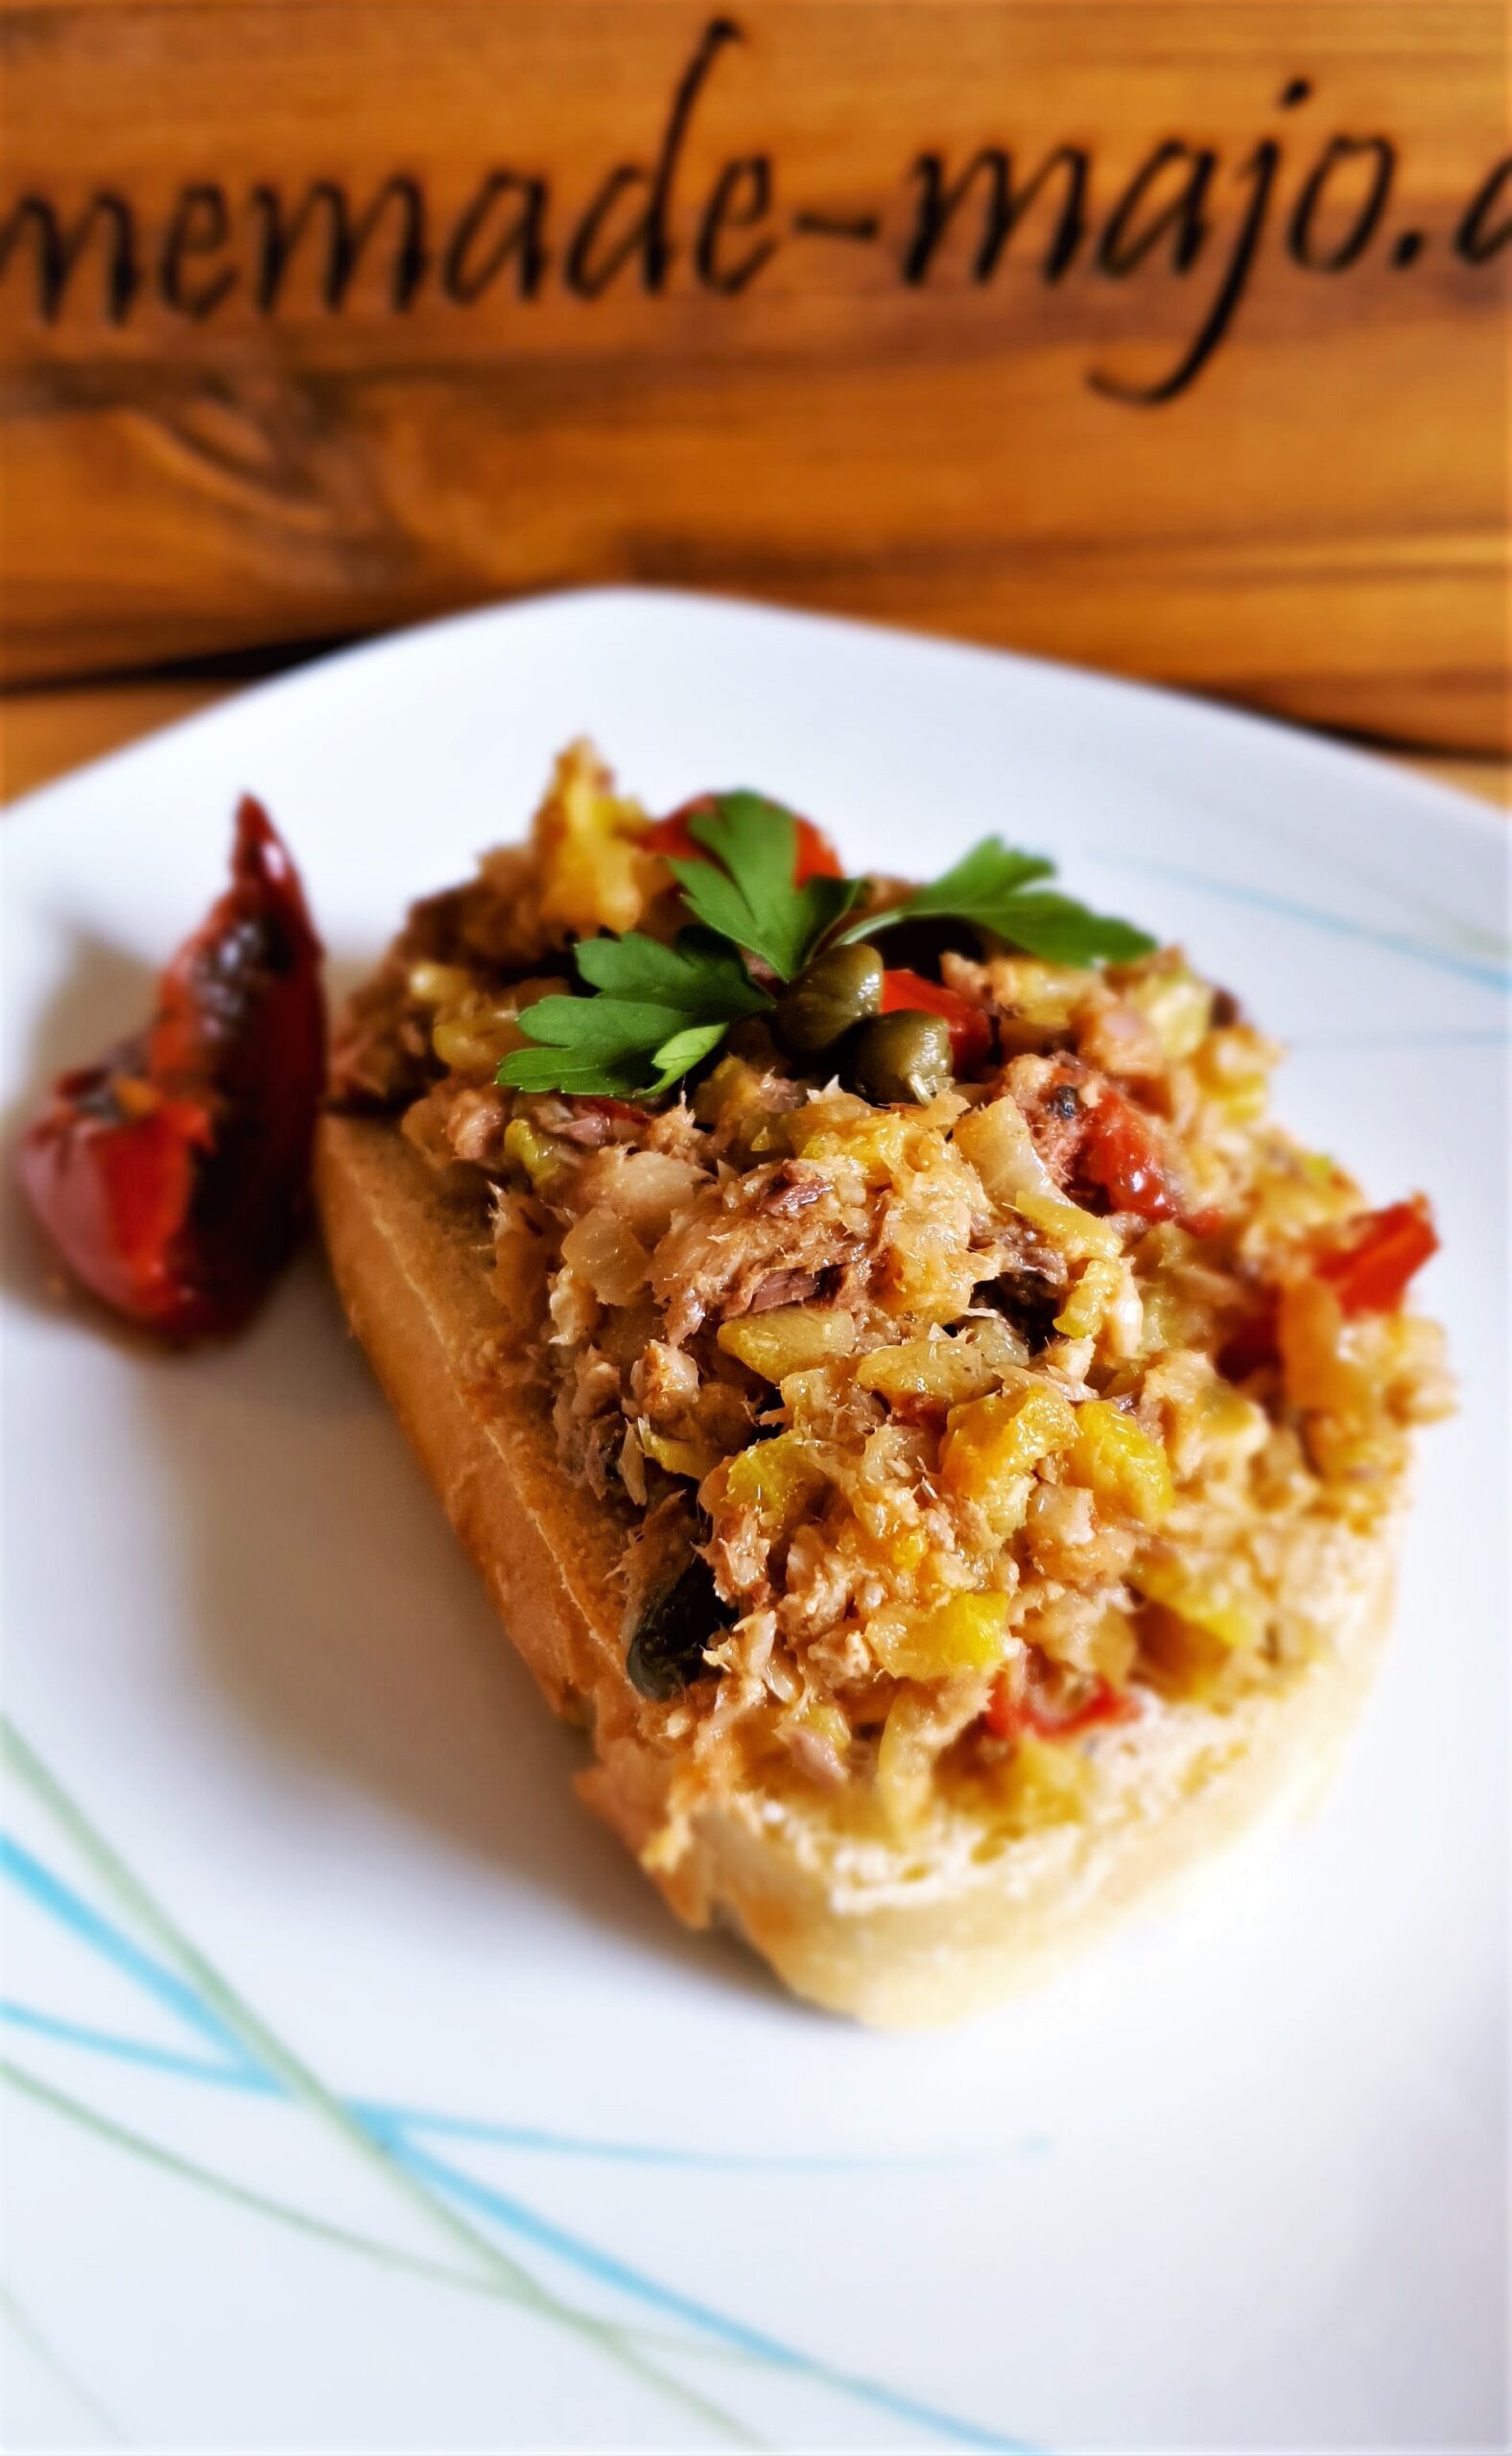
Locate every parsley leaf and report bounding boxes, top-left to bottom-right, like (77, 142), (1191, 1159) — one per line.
(839, 837), (1155, 967)
(641, 1021), (731, 1095)
(499, 928), (770, 1099)
(494, 800), (1156, 1105)
(671, 791), (860, 981)
(575, 925), (768, 1016)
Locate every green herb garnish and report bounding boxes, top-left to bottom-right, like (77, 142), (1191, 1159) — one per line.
(500, 926), (769, 1098)
(838, 838), (1157, 966)
(668, 793), (859, 982)
(500, 794), (1155, 1101)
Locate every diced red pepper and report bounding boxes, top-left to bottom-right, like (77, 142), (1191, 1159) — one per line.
(19, 798), (325, 1340)
(645, 802), (716, 867)
(985, 1670), (1141, 1744)
(791, 820), (844, 884)
(1314, 1197), (1438, 1315)
(1217, 1196), (1438, 1382)
(880, 969), (995, 1073)
(1076, 1089), (1178, 1221)
(647, 799), (842, 885)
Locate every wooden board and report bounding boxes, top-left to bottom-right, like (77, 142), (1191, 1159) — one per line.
(2, 3), (1509, 746)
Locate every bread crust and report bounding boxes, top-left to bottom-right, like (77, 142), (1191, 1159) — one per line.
(317, 1113), (1397, 2028)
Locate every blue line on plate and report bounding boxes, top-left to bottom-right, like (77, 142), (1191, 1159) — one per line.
(1095, 855), (1512, 993)
(1287, 1027), (1508, 1051)
(0, 1839), (255, 2074)
(2, 1998), (1038, 2173)
(361, 2099), (1004, 2172)
(0, 2002), (248, 2087)
(2, 1873), (1031, 2451)
(395, 2135), (1028, 2451)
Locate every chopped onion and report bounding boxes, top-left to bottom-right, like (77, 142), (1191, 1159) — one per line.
(954, 1096), (1059, 1205)
(559, 1205), (649, 1305)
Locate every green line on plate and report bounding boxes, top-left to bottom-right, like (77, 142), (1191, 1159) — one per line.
(1, 2276), (129, 2444)
(4, 2055), (536, 2299)
(4, 2059), (782, 2378)
(1, 1720), (766, 2451)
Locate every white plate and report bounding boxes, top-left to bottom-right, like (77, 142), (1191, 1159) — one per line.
(2, 590), (1507, 2455)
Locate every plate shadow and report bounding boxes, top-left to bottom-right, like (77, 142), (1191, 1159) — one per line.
(130, 1246), (779, 2015)
(6, 926), (777, 2013)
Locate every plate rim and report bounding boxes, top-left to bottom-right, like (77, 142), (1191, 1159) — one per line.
(6, 583), (1509, 862)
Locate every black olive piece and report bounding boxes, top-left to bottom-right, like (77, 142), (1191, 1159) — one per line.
(851, 1009), (954, 1105)
(775, 943), (886, 1060)
(626, 1552), (732, 1700)
(869, 916), (984, 977)
(980, 1269), (1064, 1354)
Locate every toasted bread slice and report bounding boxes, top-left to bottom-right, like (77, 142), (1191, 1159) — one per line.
(317, 1112), (1395, 2029)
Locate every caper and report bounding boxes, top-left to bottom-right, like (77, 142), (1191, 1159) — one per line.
(775, 943), (886, 1059)
(852, 1009), (954, 1105)
(625, 1553), (731, 1700)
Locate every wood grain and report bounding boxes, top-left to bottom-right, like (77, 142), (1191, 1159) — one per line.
(0, 680), (236, 802)
(2, 4), (1508, 744)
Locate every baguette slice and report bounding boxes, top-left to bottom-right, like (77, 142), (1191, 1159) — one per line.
(317, 1112), (1396, 2029)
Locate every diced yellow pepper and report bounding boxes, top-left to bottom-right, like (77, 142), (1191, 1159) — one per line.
(1053, 1255), (1123, 1339)
(1133, 1555), (1260, 1650)
(535, 741), (650, 939)
(1012, 1190), (1122, 1260)
(856, 1336), (1004, 1407)
(995, 1732), (1094, 1831)
(407, 960), (475, 1007)
(432, 992), (528, 1077)
(1192, 1027), (1272, 1123)
(721, 1431), (827, 1531)
(1124, 967), (1213, 1061)
(504, 1117), (563, 1193)
(788, 1099), (932, 1185)
(1165, 1377), (1269, 1481)
(1304, 1415), (1410, 1494)
(641, 1429), (721, 1482)
(1278, 1276), (1372, 1417)
(1300, 1149), (1343, 1188)
(1065, 1400), (1172, 1525)
(718, 1306), (857, 1382)
(694, 1054), (778, 1145)
(791, 1696), (851, 1753)
(868, 1593), (1011, 1681)
(864, 1521), (930, 1575)
(941, 1385), (1077, 1502)
(774, 1363), (840, 1434)
(992, 960), (1083, 1037)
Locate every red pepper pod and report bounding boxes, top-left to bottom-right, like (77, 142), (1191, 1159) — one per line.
(19, 797), (325, 1340)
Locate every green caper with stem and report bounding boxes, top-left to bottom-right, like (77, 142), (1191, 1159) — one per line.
(852, 1009), (954, 1105)
(775, 942), (886, 1060)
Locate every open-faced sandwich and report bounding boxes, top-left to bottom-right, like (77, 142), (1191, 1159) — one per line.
(319, 744), (1449, 2026)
